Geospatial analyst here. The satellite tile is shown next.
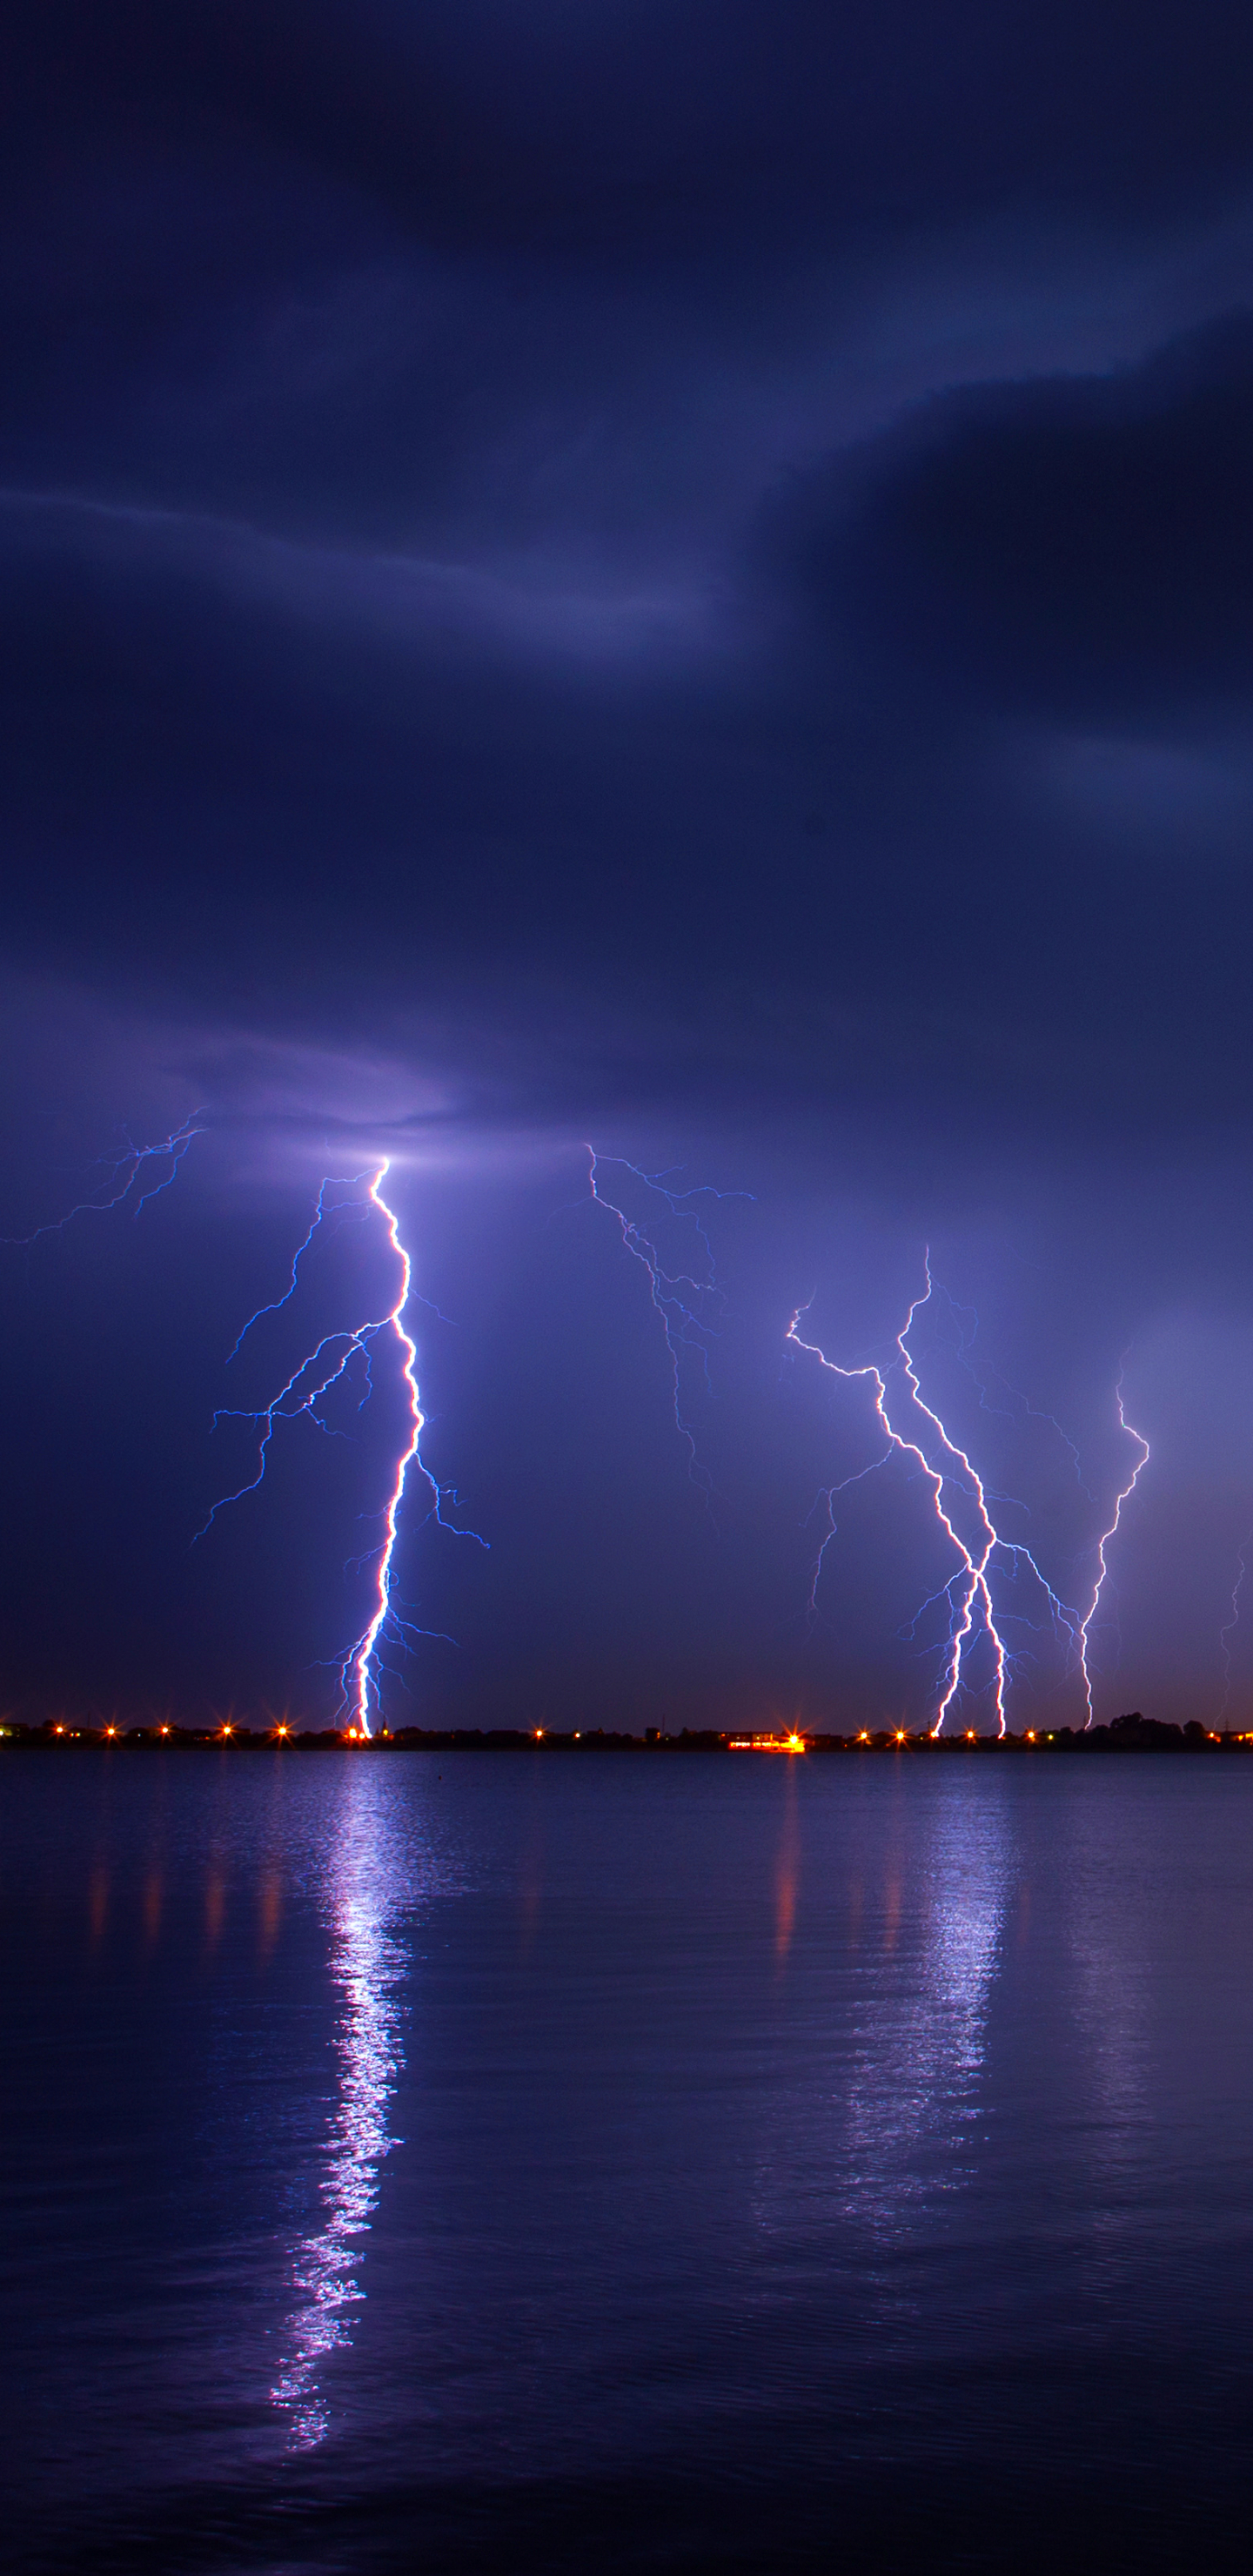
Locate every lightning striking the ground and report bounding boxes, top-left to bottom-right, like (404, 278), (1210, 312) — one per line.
(1218, 1531), (1250, 1728)
(787, 1265), (1149, 1733)
(198, 1161), (484, 1733)
(1073, 1379), (1151, 1728)
(3, 1115), (204, 1244)
(586, 1150), (749, 1498)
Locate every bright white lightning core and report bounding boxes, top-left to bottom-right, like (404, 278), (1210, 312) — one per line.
(198, 1160), (482, 1733)
(347, 1168), (424, 1734)
(788, 1264), (1149, 1734)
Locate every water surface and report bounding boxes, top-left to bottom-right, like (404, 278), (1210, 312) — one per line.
(5, 1751), (1253, 2572)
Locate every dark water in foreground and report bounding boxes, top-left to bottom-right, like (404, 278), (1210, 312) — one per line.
(4, 1753), (1253, 2574)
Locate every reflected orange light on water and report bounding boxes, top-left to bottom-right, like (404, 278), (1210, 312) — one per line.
(258, 1872), (281, 1962)
(775, 1866), (796, 1957)
(775, 1761), (800, 1962)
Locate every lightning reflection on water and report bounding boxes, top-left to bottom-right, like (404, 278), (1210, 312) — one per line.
(271, 1775), (412, 2450)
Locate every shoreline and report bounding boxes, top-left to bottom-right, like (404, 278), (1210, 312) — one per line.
(3, 1716), (1248, 1756)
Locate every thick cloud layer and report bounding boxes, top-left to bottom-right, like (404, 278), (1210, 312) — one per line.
(5, 6), (1253, 1727)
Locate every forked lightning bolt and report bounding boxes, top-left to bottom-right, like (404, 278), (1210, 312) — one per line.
(344, 1169), (438, 1735)
(3, 1115), (204, 1244)
(587, 1150), (750, 1496)
(1074, 1379), (1150, 1727)
(198, 1161), (484, 1733)
(788, 1264), (1149, 1733)
(1219, 1529), (1251, 1727)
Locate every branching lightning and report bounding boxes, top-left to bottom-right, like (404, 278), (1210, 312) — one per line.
(788, 1263), (1149, 1734)
(3, 1115), (204, 1244)
(586, 1150), (751, 1496)
(1074, 1378), (1150, 1727)
(1218, 1527), (1251, 1729)
(944, 1285), (1091, 1500)
(223, 1172), (372, 1365)
(197, 1161), (484, 1733)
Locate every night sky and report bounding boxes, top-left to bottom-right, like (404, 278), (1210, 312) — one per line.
(6, 4), (1253, 1732)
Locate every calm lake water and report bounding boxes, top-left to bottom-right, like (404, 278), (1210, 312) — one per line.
(4, 1751), (1253, 2573)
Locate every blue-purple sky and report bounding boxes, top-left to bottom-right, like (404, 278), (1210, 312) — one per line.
(5, 4), (1253, 1731)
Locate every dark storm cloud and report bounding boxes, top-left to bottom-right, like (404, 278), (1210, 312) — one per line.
(8, 299), (1253, 1156)
(15, 2), (1253, 255)
(8, 6), (1253, 1726)
(817, 317), (1253, 723)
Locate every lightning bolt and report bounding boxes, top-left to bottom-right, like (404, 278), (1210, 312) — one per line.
(3, 1114), (204, 1244)
(940, 1285), (1091, 1499)
(787, 1258), (1088, 1735)
(586, 1150), (751, 1497)
(197, 1160), (485, 1734)
(224, 1171), (373, 1365)
(1074, 1379), (1150, 1727)
(1218, 1531), (1250, 1729)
